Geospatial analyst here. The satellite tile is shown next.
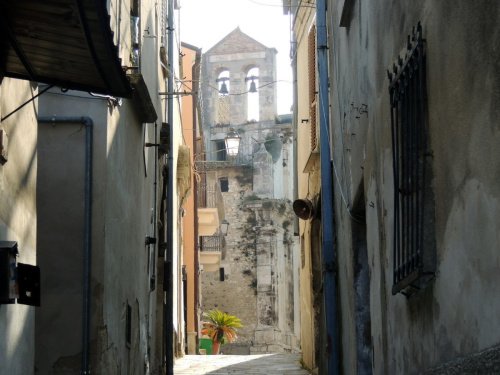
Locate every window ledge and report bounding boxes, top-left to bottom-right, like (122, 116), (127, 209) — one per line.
(128, 73), (158, 123)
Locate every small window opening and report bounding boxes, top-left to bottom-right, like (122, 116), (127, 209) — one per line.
(214, 140), (227, 161)
(219, 177), (229, 192)
(219, 267), (225, 281)
(217, 70), (230, 95)
(130, 0), (141, 69)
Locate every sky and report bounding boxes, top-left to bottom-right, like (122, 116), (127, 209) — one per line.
(179, 0), (293, 114)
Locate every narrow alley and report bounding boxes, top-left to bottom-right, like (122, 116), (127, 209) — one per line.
(1, 0), (500, 374)
(174, 354), (310, 375)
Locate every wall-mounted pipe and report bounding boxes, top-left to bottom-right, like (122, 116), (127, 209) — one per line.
(192, 46), (202, 349)
(165, 0), (174, 373)
(316, 0), (340, 373)
(38, 116), (93, 375)
(292, 32), (300, 237)
(152, 121), (158, 291)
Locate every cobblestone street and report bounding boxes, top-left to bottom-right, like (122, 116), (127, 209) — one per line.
(174, 354), (311, 374)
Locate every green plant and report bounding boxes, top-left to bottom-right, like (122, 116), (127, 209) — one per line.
(201, 309), (243, 354)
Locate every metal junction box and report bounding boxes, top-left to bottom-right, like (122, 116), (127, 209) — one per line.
(0, 241), (40, 306)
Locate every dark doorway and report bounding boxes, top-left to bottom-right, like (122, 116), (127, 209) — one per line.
(351, 185), (373, 374)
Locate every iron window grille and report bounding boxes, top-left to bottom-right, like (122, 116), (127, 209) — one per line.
(388, 23), (435, 296)
(199, 235), (224, 253)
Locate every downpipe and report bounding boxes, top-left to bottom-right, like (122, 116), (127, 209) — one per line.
(315, 0), (341, 374)
(165, 0), (175, 373)
(38, 116), (94, 375)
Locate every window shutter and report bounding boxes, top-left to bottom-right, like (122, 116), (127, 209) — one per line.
(308, 25), (318, 151)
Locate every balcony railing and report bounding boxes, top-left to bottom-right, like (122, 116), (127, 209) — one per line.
(199, 235), (224, 253)
(198, 234), (224, 272)
(197, 180), (225, 236)
(197, 182), (224, 220)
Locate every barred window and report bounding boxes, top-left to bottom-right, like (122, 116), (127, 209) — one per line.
(388, 23), (435, 296)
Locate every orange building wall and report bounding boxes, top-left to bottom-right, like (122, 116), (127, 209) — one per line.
(181, 43), (200, 355)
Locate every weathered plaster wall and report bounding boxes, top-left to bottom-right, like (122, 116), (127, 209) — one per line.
(36, 91), (108, 374)
(104, 102), (156, 374)
(35, 0), (169, 371)
(36, 88), (158, 373)
(0, 78), (38, 375)
(327, 1), (500, 373)
(292, 3), (323, 372)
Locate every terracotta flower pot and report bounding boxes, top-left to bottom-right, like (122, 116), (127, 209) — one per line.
(212, 340), (220, 355)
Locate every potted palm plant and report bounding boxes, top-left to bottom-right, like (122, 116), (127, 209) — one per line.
(201, 309), (243, 355)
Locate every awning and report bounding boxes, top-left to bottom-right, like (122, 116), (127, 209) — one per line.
(0, 0), (132, 98)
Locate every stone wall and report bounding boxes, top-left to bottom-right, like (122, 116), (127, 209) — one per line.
(201, 163), (299, 354)
(201, 167), (258, 350)
(199, 28), (300, 356)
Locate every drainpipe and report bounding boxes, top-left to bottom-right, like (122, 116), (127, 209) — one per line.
(38, 116), (93, 375)
(316, 1), (340, 374)
(192, 47), (202, 349)
(291, 35), (299, 237)
(151, 122), (158, 291)
(165, 0), (174, 373)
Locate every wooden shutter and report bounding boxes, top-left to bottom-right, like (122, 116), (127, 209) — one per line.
(308, 25), (318, 151)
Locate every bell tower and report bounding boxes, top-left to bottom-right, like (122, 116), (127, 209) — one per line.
(200, 27), (278, 160)
(197, 28), (299, 356)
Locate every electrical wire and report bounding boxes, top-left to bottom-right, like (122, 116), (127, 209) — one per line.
(319, 26), (372, 224)
(247, 0), (315, 8)
(175, 78), (292, 97)
(173, 74), (189, 145)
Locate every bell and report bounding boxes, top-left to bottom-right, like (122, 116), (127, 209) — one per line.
(219, 81), (229, 95)
(249, 80), (257, 93)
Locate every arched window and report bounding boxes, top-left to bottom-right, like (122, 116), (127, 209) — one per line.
(216, 70), (230, 125)
(216, 70), (230, 95)
(246, 68), (259, 122)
